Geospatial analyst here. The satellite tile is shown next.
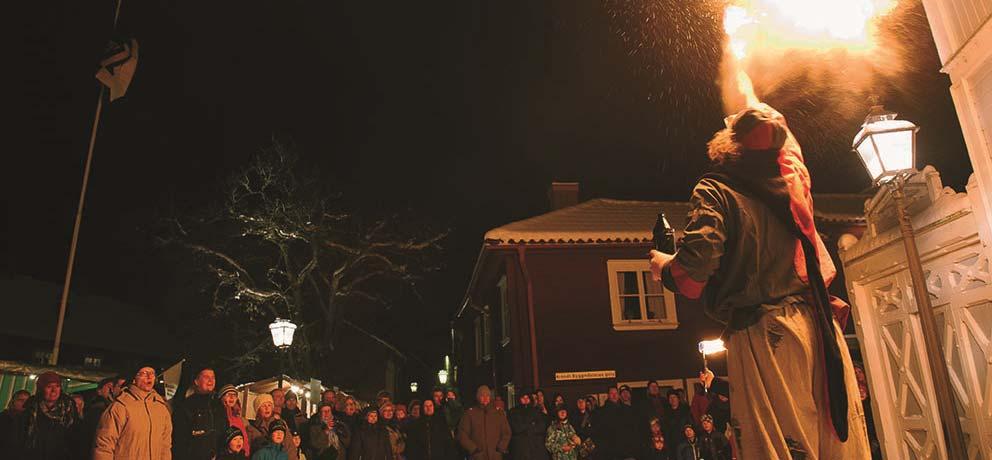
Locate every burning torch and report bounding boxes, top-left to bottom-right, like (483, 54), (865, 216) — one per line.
(698, 339), (727, 394)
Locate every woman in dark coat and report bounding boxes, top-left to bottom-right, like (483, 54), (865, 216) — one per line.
(405, 400), (455, 460)
(349, 408), (393, 460)
(507, 391), (548, 460)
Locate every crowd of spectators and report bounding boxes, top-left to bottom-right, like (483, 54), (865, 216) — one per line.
(0, 367), (736, 460)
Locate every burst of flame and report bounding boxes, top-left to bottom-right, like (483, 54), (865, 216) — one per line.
(723, 0), (898, 60)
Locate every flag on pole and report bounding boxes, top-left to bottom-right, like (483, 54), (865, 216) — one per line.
(161, 359), (184, 400)
(95, 38), (139, 101)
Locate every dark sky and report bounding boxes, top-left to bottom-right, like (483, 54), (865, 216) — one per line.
(7, 0), (971, 373)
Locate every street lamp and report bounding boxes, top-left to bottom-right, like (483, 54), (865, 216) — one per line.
(410, 382), (418, 393)
(269, 318), (297, 349)
(437, 369), (448, 386)
(852, 105), (967, 459)
(269, 318), (297, 389)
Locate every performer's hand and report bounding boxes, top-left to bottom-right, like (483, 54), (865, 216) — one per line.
(700, 369), (715, 389)
(648, 250), (674, 281)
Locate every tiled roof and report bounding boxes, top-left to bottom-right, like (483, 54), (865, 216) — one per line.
(484, 199), (692, 245)
(483, 195), (867, 245)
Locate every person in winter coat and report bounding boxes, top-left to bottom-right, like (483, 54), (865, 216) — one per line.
(253, 419), (290, 460)
(309, 403), (349, 460)
(641, 418), (672, 460)
(378, 402), (406, 460)
(532, 390), (549, 420)
(93, 366), (172, 460)
(442, 390), (464, 434)
(660, 391), (691, 455)
(544, 407), (579, 460)
(0, 389), (30, 452)
(83, 378), (116, 444)
(405, 399), (456, 460)
(696, 415), (729, 460)
(644, 382), (667, 423)
(568, 398), (592, 444)
(221, 384), (253, 457)
(591, 386), (638, 460)
(173, 367), (229, 460)
(507, 390), (548, 460)
(676, 425), (700, 460)
(249, 394), (299, 460)
(456, 385), (511, 460)
(283, 392), (308, 433)
(10, 372), (83, 460)
(349, 408), (393, 460)
(219, 425), (248, 459)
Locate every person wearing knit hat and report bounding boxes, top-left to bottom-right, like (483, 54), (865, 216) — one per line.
(216, 425), (246, 460)
(250, 419), (289, 460)
(247, 393), (299, 460)
(219, 384), (251, 457)
(16, 371), (81, 459)
(456, 385), (510, 460)
(648, 95), (870, 455)
(698, 414), (730, 460)
(173, 366), (228, 460)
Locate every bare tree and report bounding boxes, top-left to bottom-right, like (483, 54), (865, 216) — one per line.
(159, 141), (446, 380)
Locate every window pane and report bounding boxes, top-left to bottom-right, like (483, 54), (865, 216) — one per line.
(642, 272), (663, 295)
(617, 271), (638, 295)
(621, 296), (642, 320)
(646, 295), (666, 320)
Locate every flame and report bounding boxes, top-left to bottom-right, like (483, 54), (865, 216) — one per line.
(723, 0), (898, 60)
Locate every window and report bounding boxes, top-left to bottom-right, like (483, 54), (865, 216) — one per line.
(606, 260), (678, 330)
(498, 276), (510, 346)
(84, 356), (103, 368)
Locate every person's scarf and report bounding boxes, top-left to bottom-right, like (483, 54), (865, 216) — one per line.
(23, 394), (78, 449)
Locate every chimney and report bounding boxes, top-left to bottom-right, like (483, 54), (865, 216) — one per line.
(549, 182), (580, 211)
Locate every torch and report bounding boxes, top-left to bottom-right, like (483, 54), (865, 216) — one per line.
(698, 338), (727, 394)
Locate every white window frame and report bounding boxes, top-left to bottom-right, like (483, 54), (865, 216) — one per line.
(498, 276), (510, 346)
(606, 260), (678, 331)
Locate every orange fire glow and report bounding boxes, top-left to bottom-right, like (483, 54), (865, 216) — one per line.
(723, 0), (897, 60)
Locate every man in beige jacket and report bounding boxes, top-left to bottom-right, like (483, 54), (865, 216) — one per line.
(93, 366), (173, 460)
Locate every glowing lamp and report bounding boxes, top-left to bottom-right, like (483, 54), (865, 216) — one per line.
(410, 382), (419, 393)
(437, 369), (449, 385)
(698, 339), (727, 356)
(269, 318), (297, 349)
(852, 105), (918, 185)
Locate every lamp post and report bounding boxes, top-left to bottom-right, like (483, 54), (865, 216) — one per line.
(853, 105), (967, 459)
(269, 318), (297, 389)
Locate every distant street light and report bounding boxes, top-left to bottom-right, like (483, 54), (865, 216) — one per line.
(852, 104), (967, 459)
(437, 369), (449, 385)
(269, 318), (297, 388)
(410, 382), (418, 393)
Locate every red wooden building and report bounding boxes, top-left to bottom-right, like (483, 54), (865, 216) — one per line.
(451, 184), (867, 406)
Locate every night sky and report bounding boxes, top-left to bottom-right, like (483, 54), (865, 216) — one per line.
(7, 0), (971, 379)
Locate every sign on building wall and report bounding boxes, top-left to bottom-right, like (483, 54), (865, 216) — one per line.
(555, 370), (617, 381)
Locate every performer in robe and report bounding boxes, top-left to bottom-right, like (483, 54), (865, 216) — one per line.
(648, 99), (871, 458)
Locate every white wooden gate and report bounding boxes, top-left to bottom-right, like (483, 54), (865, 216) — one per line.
(840, 168), (992, 459)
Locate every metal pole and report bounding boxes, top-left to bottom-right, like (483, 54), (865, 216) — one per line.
(50, 87), (106, 366)
(891, 179), (968, 459)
